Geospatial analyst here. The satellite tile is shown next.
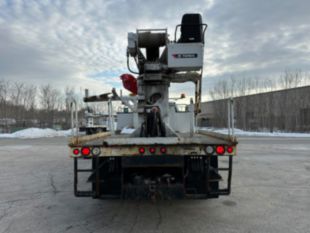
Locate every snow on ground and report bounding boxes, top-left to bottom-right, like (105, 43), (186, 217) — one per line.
(0, 127), (310, 139)
(199, 127), (310, 137)
(0, 128), (73, 139)
(120, 127), (136, 134)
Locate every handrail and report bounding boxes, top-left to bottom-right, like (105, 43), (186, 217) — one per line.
(70, 99), (79, 137)
(227, 98), (235, 137)
(107, 98), (115, 134)
(174, 23), (208, 43)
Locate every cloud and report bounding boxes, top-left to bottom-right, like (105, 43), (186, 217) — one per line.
(203, 0), (310, 75)
(0, 0), (309, 100)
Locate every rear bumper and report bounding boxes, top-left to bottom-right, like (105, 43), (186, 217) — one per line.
(69, 144), (237, 158)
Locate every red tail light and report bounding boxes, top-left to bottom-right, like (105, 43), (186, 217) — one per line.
(139, 147), (145, 154)
(227, 146), (234, 154)
(216, 145), (225, 155)
(160, 147), (167, 154)
(149, 147), (156, 153)
(73, 148), (80, 155)
(81, 147), (91, 156)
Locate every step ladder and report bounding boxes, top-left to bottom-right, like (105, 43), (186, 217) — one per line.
(206, 155), (233, 196)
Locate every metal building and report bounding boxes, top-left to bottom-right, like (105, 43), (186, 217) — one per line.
(198, 85), (310, 132)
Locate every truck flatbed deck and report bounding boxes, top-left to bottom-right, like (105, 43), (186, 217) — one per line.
(83, 132), (236, 147)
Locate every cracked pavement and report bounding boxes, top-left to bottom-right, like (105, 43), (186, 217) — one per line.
(0, 137), (310, 233)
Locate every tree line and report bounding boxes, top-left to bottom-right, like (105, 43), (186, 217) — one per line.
(0, 80), (81, 131)
(208, 69), (310, 100)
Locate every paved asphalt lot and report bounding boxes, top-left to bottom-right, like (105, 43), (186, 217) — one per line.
(0, 137), (309, 233)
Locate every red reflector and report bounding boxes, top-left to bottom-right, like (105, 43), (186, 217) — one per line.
(149, 147), (156, 153)
(73, 148), (79, 155)
(81, 147), (91, 156)
(216, 145), (225, 155)
(227, 146), (234, 154)
(160, 147), (167, 153)
(139, 147), (145, 154)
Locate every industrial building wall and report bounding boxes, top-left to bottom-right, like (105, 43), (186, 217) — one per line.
(199, 86), (310, 132)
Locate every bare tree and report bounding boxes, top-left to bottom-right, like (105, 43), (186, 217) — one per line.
(40, 84), (60, 111)
(64, 86), (76, 111)
(26, 85), (37, 110)
(10, 82), (24, 106)
(0, 79), (10, 120)
(280, 69), (303, 89)
(21, 85), (37, 110)
(209, 79), (231, 100)
(301, 71), (310, 86)
(39, 84), (61, 127)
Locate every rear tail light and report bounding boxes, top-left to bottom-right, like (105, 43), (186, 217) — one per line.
(73, 148), (80, 155)
(227, 146), (234, 154)
(205, 146), (214, 155)
(216, 145), (225, 155)
(81, 147), (91, 156)
(139, 147), (145, 154)
(92, 147), (101, 156)
(149, 147), (156, 153)
(160, 147), (167, 154)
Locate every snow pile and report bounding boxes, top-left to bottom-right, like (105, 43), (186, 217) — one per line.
(120, 127), (136, 134)
(198, 127), (310, 137)
(0, 128), (74, 139)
